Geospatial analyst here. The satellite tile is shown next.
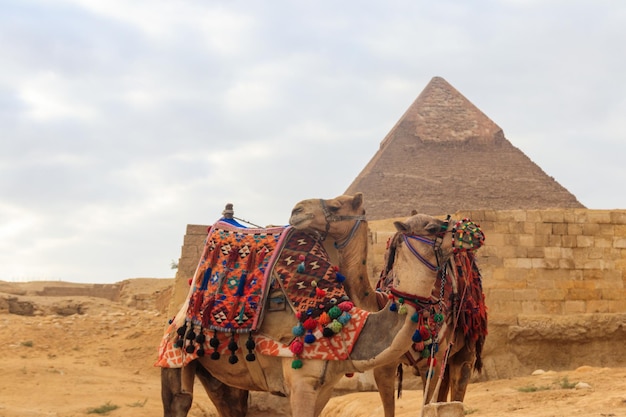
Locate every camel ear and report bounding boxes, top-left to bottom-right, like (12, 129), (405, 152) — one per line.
(394, 221), (409, 232)
(352, 192), (364, 210)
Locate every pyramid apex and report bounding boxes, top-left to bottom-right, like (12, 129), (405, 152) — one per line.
(381, 77), (503, 147)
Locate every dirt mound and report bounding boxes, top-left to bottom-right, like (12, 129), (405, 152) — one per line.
(1, 279), (625, 417)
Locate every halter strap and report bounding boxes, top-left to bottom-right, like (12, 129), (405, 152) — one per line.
(319, 199), (367, 245)
(387, 287), (437, 310)
(402, 234), (439, 271)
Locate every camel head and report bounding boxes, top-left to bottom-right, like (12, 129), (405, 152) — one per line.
(386, 214), (485, 301)
(384, 214), (455, 301)
(289, 193), (366, 243)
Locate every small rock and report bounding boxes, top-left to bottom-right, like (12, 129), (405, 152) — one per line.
(531, 369), (546, 376)
(575, 382), (592, 390)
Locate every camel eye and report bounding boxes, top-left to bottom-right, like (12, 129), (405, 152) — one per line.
(426, 223), (441, 234)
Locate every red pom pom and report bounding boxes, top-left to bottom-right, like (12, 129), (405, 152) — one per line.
(289, 340), (304, 355)
(298, 254), (306, 261)
(188, 278), (193, 286)
(315, 288), (326, 297)
(338, 301), (354, 312)
(302, 317), (317, 331)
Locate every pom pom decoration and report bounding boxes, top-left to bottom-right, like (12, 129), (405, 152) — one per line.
(335, 271), (346, 283)
(292, 324), (305, 337)
(434, 313), (444, 323)
(315, 287), (326, 297)
(197, 348), (205, 357)
(337, 312), (351, 325)
(209, 331), (220, 360)
(304, 333), (316, 344)
(302, 318), (317, 331)
(318, 312), (331, 326)
(411, 312), (420, 323)
(289, 340), (304, 355)
(338, 301), (354, 312)
(412, 329), (423, 343)
(398, 304), (408, 315)
(291, 359), (303, 369)
(185, 344), (195, 354)
(228, 334), (239, 365)
(328, 306), (342, 319)
(322, 327), (335, 338)
(245, 334), (256, 362)
(328, 320), (343, 333)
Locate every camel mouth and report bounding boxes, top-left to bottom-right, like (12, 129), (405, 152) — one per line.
(288, 214), (312, 229)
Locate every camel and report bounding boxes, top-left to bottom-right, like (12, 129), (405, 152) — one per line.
(288, 193), (487, 406)
(289, 193), (398, 417)
(157, 212), (470, 417)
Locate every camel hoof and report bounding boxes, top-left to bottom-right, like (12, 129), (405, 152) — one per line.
(422, 401), (464, 417)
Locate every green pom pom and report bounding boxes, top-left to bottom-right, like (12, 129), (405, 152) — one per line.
(291, 359), (303, 369)
(328, 305), (342, 319)
(398, 305), (408, 315)
(329, 320), (343, 333)
(434, 313), (444, 323)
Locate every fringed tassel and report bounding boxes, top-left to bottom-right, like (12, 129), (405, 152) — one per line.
(245, 333), (256, 362)
(209, 330), (220, 360)
(227, 333), (239, 364)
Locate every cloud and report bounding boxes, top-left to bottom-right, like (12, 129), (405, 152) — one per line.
(1, 0), (626, 282)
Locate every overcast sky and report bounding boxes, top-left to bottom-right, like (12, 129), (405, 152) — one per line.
(2, 0), (625, 283)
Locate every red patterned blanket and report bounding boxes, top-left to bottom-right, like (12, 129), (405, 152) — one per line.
(156, 221), (369, 368)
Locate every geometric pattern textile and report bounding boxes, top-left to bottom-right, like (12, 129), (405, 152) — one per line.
(156, 221), (370, 368)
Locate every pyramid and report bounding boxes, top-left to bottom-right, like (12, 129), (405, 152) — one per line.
(345, 76), (584, 219)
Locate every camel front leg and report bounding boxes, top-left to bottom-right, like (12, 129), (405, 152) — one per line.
(447, 343), (476, 402)
(373, 363), (398, 417)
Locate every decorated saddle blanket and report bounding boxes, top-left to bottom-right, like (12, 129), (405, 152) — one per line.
(156, 221), (369, 368)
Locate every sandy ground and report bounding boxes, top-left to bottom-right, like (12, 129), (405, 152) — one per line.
(1, 279), (625, 417)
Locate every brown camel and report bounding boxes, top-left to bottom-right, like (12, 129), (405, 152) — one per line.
(158, 213), (470, 417)
(288, 193), (487, 405)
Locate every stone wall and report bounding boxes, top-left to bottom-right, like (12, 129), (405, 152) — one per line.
(168, 209), (626, 380)
(369, 209), (626, 378)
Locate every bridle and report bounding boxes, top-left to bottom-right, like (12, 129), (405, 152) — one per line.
(386, 215), (452, 310)
(319, 199), (367, 249)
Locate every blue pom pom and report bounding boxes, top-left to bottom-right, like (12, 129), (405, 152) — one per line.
(297, 262), (305, 273)
(336, 272), (346, 283)
(412, 330), (423, 343)
(389, 303), (397, 312)
(338, 312), (351, 325)
(304, 333), (316, 344)
(292, 324), (305, 337)
(411, 312), (420, 323)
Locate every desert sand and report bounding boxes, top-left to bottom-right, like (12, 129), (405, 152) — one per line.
(1, 278), (625, 417)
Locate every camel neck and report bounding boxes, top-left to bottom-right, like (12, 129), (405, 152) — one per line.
(336, 222), (379, 311)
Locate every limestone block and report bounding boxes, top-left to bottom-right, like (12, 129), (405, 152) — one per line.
(422, 401), (464, 417)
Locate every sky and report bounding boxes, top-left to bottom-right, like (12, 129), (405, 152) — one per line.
(2, 0), (625, 283)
